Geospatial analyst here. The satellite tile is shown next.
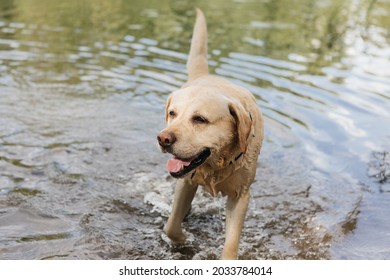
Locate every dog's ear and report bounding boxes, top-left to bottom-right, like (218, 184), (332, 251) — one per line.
(229, 102), (252, 154)
(165, 95), (172, 122)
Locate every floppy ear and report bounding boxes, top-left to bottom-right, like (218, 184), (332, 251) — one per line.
(164, 95), (172, 123)
(229, 102), (253, 154)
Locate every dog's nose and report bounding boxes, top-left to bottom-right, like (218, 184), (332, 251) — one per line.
(157, 131), (176, 148)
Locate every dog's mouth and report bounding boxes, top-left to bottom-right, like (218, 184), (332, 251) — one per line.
(166, 148), (211, 178)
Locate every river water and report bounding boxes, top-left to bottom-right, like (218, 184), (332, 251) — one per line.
(0, 0), (389, 260)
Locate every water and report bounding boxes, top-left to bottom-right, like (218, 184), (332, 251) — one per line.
(0, 0), (389, 260)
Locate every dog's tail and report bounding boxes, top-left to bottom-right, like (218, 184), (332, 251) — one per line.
(187, 8), (209, 82)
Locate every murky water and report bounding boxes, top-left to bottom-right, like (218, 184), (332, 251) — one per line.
(0, 0), (389, 260)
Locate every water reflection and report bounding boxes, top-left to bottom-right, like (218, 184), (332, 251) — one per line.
(0, 0), (390, 259)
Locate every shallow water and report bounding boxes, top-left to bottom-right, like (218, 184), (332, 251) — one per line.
(0, 0), (389, 260)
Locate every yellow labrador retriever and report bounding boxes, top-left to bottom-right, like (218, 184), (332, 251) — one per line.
(157, 8), (263, 259)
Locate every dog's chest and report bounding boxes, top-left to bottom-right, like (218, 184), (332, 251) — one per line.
(190, 163), (246, 197)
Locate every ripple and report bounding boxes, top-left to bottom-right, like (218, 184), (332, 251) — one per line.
(135, 69), (182, 88)
(0, 50), (35, 61)
(220, 56), (296, 77)
(147, 46), (188, 61)
(229, 52), (307, 72)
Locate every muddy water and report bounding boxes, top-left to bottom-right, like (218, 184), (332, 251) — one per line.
(0, 0), (389, 260)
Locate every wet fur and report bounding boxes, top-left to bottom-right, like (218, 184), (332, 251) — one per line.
(158, 8), (264, 259)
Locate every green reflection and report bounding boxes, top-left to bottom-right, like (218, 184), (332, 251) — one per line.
(0, 0), (388, 93)
(1, 0), (388, 57)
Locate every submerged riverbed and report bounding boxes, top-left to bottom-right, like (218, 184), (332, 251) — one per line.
(0, 0), (389, 259)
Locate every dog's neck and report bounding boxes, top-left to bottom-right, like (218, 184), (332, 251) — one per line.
(215, 145), (245, 169)
(189, 149), (246, 196)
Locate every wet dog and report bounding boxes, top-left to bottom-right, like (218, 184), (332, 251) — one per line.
(157, 8), (263, 259)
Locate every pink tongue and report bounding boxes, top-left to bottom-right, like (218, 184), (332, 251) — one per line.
(167, 158), (192, 173)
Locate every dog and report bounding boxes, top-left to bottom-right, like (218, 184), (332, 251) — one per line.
(157, 8), (263, 260)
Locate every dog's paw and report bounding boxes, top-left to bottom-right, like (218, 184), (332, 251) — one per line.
(161, 229), (194, 246)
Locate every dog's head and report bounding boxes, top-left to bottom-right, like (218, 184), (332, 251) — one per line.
(157, 86), (252, 178)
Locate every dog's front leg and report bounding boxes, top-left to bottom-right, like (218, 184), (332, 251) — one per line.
(221, 189), (250, 259)
(164, 178), (198, 243)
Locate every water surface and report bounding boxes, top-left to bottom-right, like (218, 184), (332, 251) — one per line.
(0, 0), (389, 259)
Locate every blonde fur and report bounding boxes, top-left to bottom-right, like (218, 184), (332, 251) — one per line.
(158, 8), (263, 259)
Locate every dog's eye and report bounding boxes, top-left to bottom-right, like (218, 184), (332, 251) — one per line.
(169, 110), (176, 117)
(192, 116), (208, 124)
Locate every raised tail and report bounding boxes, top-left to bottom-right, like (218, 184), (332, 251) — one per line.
(187, 8), (209, 82)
